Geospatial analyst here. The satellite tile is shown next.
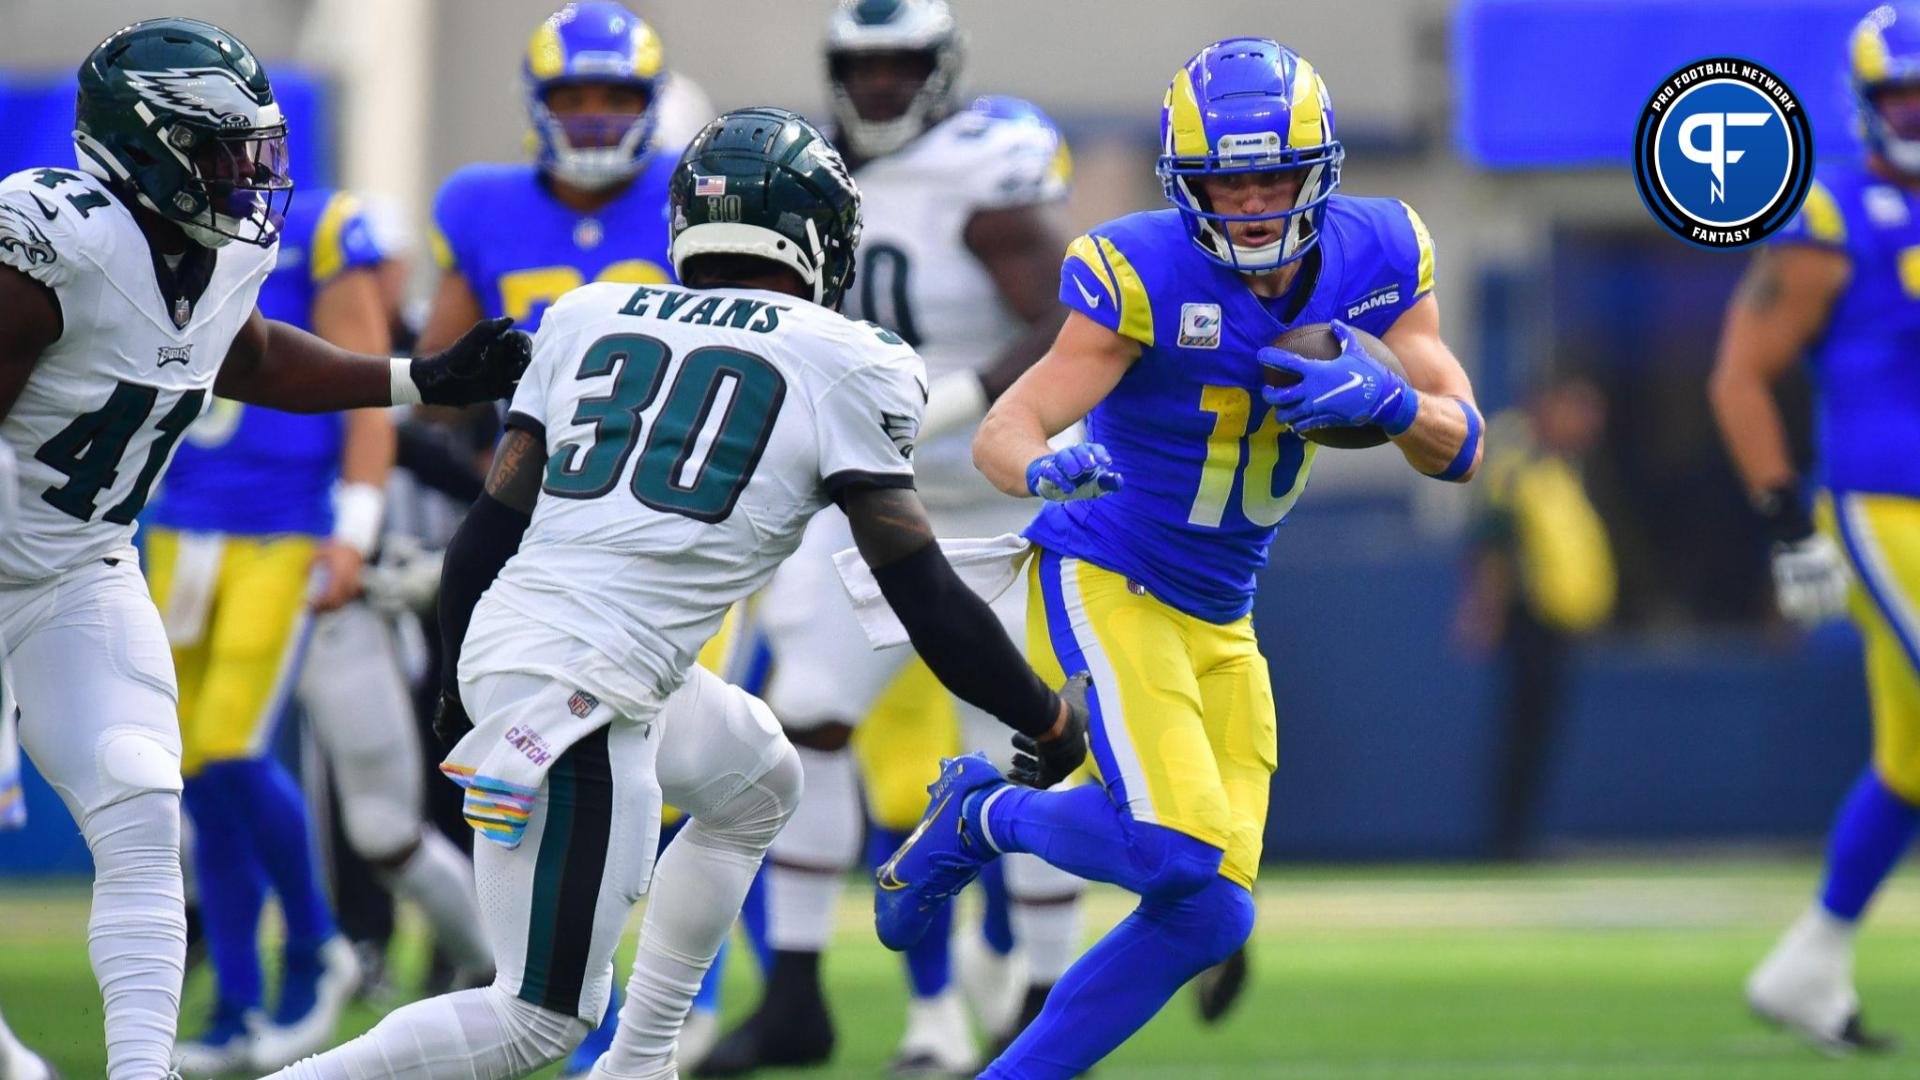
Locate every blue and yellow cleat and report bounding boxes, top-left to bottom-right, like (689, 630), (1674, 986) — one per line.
(874, 753), (1005, 952)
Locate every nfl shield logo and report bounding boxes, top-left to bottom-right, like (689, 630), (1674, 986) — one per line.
(1179, 303), (1222, 349)
(567, 690), (599, 719)
(695, 175), (727, 197)
(171, 297), (192, 329)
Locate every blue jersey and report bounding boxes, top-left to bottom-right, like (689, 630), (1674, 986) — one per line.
(145, 188), (385, 536)
(430, 156), (676, 333)
(1770, 163), (1920, 499)
(1026, 196), (1436, 622)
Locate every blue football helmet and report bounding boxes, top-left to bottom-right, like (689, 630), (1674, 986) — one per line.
(1853, 3), (1920, 175)
(1157, 38), (1343, 274)
(524, 2), (664, 190)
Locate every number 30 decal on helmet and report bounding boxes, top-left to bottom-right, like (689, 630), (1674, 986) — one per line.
(669, 108), (863, 310)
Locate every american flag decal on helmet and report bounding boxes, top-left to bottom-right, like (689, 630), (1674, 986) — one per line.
(695, 175), (727, 197)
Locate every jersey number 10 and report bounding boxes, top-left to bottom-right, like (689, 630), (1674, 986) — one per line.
(543, 332), (785, 524)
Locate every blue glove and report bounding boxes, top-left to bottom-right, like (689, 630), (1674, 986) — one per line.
(1027, 443), (1124, 501)
(1259, 322), (1419, 436)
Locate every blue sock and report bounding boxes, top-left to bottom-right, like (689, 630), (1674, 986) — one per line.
(740, 862), (773, 975)
(201, 758), (338, 950)
(873, 825), (954, 997)
(183, 774), (270, 1014)
(977, 858), (1016, 956)
(1820, 768), (1920, 921)
(983, 875), (1254, 1079)
(967, 784), (1222, 899)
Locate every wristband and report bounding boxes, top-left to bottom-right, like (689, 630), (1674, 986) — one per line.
(1428, 398), (1482, 482)
(331, 482), (386, 557)
(920, 371), (990, 442)
(1381, 382), (1421, 437)
(390, 357), (423, 406)
(1755, 484), (1815, 544)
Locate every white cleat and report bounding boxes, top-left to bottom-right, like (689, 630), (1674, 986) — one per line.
(248, 936), (363, 1071)
(890, 991), (978, 1078)
(677, 1007), (719, 1072)
(956, 932), (1025, 1043)
(171, 1009), (262, 1078)
(1746, 906), (1894, 1055)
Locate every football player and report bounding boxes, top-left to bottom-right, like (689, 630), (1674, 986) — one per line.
(418, 0), (680, 354)
(879, 38), (1482, 1078)
(708, 2), (1085, 1075)
(1712, 2), (1920, 1054)
(421, 6), (747, 1067)
(144, 183), (494, 1072)
(0, 20), (528, 1080)
(260, 106), (1087, 1080)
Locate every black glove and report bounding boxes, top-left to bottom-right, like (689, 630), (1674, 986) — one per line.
(411, 317), (532, 406)
(433, 687), (475, 751)
(1010, 672), (1091, 789)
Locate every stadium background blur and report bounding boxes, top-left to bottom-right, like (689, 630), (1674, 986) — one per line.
(0, 1), (1910, 1077)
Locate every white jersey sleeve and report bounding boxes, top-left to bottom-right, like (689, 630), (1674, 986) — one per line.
(812, 326), (926, 495)
(949, 97), (1071, 213)
(0, 178), (88, 292)
(506, 306), (571, 434)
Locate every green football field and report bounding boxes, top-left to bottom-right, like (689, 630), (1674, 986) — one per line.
(7, 859), (1920, 1079)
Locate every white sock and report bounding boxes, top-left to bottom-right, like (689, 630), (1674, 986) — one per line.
(1006, 853), (1083, 985)
(263, 986), (586, 1080)
(604, 752), (800, 1077)
(766, 747), (860, 953)
(384, 830), (493, 971)
(84, 791), (186, 1080)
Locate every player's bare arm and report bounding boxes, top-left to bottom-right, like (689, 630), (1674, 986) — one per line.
(0, 265), (62, 424)
(310, 266), (397, 611)
(215, 307), (531, 413)
(973, 309), (1140, 497)
(1381, 293), (1483, 480)
(965, 203), (1072, 398)
(415, 270), (488, 356)
(841, 483), (1083, 772)
(1709, 245), (1849, 497)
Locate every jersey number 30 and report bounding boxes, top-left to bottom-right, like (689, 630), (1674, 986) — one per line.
(543, 332), (785, 524)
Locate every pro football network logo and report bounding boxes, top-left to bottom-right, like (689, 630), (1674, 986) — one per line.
(1632, 58), (1812, 249)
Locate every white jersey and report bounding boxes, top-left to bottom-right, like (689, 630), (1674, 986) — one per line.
(0, 167), (274, 584)
(842, 99), (1068, 526)
(461, 281), (926, 716)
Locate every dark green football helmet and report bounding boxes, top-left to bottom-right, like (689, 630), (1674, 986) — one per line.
(74, 17), (292, 248)
(669, 107), (861, 308)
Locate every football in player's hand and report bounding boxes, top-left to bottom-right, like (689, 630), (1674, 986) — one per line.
(1263, 323), (1408, 449)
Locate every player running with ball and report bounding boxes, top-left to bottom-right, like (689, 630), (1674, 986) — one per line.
(875, 37), (1482, 1078)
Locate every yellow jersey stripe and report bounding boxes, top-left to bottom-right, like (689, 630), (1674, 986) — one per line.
(1402, 201), (1436, 297)
(309, 191), (360, 284)
(1800, 179), (1846, 244)
(1065, 235), (1118, 305)
(1095, 236), (1155, 346)
(429, 224), (456, 272)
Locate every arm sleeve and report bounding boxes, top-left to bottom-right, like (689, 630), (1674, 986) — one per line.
(872, 541), (1062, 737)
(437, 492), (531, 700)
(1060, 232), (1155, 345)
(815, 339), (926, 499)
(1769, 178), (1847, 252)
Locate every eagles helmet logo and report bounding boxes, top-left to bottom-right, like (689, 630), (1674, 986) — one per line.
(122, 67), (269, 129)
